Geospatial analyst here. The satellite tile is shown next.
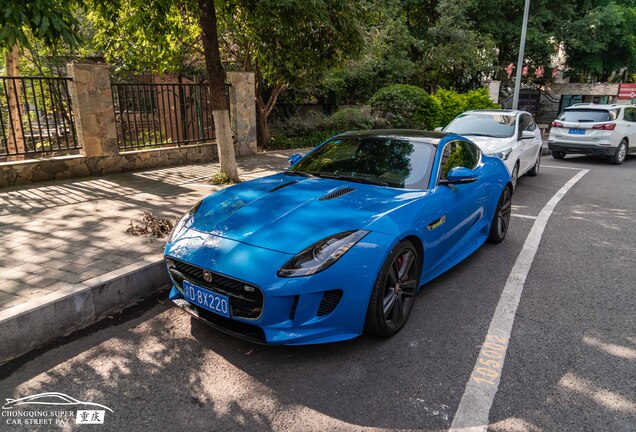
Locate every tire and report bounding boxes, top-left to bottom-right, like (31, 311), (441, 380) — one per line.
(364, 240), (421, 338)
(609, 139), (628, 165)
(527, 150), (541, 177)
(552, 151), (566, 160)
(487, 186), (512, 244)
(510, 163), (519, 192)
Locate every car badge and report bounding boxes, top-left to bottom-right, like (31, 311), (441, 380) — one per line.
(203, 270), (213, 283)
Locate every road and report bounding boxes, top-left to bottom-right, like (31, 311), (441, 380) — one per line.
(1, 154), (635, 432)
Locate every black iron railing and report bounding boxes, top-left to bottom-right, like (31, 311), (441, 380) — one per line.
(0, 76), (79, 159)
(112, 83), (217, 151)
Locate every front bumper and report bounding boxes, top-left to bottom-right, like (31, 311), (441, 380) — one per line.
(164, 230), (392, 345)
(548, 141), (617, 156)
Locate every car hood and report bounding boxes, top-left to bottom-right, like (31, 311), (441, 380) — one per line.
(465, 135), (516, 154)
(182, 174), (427, 254)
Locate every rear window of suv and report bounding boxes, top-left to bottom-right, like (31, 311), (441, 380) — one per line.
(557, 109), (618, 122)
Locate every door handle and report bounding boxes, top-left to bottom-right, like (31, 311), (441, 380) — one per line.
(427, 215), (446, 231)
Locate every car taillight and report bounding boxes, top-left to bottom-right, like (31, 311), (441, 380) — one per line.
(551, 121), (563, 128)
(592, 123), (616, 130)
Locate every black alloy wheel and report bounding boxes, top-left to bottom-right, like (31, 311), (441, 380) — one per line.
(552, 151), (566, 159)
(488, 186), (512, 244)
(365, 240), (421, 337)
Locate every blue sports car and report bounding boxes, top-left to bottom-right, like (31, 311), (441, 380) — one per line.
(164, 130), (512, 345)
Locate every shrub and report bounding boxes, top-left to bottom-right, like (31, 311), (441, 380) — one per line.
(433, 87), (500, 127)
(369, 84), (433, 129)
(269, 106), (388, 150)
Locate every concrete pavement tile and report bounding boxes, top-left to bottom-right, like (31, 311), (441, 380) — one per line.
(0, 290), (19, 308)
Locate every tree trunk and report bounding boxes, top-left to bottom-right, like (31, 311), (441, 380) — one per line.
(5, 44), (25, 160)
(198, 0), (239, 182)
(255, 74), (285, 149)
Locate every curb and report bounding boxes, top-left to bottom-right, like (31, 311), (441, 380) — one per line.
(0, 258), (170, 365)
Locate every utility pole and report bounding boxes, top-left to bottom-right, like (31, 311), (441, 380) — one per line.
(512, 0), (531, 110)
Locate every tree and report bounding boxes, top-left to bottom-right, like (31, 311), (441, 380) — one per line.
(90, 0), (239, 181)
(0, 0), (84, 158)
(560, 2), (636, 81)
(217, 0), (366, 146)
(198, 0), (238, 180)
(424, 0), (497, 90)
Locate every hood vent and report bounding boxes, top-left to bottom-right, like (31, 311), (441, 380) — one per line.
(319, 187), (356, 201)
(269, 181), (298, 193)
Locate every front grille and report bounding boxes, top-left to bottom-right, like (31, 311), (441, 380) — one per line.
(317, 290), (343, 316)
(175, 300), (266, 343)
(171, 259), (264, 320)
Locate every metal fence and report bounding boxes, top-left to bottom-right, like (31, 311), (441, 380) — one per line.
(112, 83), (216, 151)
(0, 76), (79, 159)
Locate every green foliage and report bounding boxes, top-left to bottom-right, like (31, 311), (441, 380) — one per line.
(432, 87), (499, 127)
(561, 2), (636, 81)
(369, 84), (435, 128)
(369, 85), (498, 129)
(424, 0), (497, 90)
(269, 106), (388, 150)
(209, 171), (238, 185)
(0, 0), (84, 51)
(219, 0), (366, 88)
(88, 0), (202, 76)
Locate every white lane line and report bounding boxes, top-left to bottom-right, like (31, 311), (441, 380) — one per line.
(542, 164), (584, 170)
(511, 214), (537, 220)
(449, 168), (589, 432)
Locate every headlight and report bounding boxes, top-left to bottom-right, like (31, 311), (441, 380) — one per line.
(168, 200), (202, 243)
(489, 148), (513, 161)
(277, 230), (369, 277)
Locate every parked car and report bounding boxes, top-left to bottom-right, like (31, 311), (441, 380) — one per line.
(440, 109), (543, 190)
(164, 130), (512, 345)
(548, 103), (636, 165)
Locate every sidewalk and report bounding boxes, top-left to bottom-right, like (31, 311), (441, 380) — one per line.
(0, 149), (300, 362)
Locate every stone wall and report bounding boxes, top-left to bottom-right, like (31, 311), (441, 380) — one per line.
(0, 144), (217, 188)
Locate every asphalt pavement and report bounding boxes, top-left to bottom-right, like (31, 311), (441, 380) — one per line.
(0, 154), (634, 432)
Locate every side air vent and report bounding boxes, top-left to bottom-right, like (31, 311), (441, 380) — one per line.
(289, 295), (299, 320)
(317, 290), (343, 316)
(319, 187), (356, 201)
(269, 181), (298, 193)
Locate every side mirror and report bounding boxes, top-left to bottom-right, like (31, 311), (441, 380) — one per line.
(440, 167), (478, 185)
(434, 127), (444, 132)
(288, 153), (302, 166)
(521, 130), (535, 140)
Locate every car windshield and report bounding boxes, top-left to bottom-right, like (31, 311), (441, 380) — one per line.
(444, 113), (516, 138)
(287, 136), (437, 189)
(558, 109), (617, 122)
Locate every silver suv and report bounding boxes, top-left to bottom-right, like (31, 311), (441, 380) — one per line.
(548, 103), (636, 165)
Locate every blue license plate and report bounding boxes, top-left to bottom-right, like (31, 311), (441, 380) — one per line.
(183, 280), (230, 317)
(568, 128), (585, 135)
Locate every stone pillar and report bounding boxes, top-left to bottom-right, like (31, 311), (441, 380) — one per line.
(226, 72), (257, 156)
(67, 63), (119, 158)
(487, 80), (501, 104)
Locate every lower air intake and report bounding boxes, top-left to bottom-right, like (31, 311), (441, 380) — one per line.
(317, 290), (343, 316)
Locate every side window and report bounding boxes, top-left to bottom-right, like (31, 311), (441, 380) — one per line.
(439, 141), (480, 180)
(518, 114), (533, 134)
(624, 108), (636, 122)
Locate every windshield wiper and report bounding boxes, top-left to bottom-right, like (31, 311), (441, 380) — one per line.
(283, 170), (316, 178)
(315, 173), (389, 186)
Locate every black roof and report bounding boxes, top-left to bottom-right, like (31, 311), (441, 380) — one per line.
(337, 129), (447, 144)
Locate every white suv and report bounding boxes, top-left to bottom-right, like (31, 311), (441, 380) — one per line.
(548, 103), (636, 165)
